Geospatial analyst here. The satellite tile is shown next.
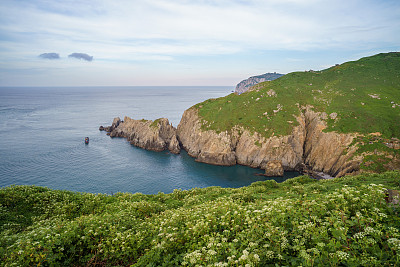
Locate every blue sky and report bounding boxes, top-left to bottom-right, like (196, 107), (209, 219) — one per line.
(0, 0), (399, 87)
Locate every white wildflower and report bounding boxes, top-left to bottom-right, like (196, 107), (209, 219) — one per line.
(336, 251), (349, 261)
(388, 238), (400, 251)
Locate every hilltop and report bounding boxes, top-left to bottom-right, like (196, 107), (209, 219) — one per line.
(200, 52), (400, 138)
(176, 53), (400, 177)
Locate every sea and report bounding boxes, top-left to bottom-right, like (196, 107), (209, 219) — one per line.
(0, 86), (299, 195)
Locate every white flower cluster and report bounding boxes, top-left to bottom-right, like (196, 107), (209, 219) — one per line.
(336, 251), (350, 261)
(388, 238), (400, 252)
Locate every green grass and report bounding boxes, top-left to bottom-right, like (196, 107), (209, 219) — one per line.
(150, 118), (161, 129)
(1, 171), (400, 266)
(197, 52), (400, 139)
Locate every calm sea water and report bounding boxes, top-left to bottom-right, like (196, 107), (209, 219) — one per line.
(0, 86), (299, 194)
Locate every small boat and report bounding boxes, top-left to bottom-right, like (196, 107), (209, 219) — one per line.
(85, 137), (89, 144)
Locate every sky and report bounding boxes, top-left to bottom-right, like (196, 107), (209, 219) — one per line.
(0, 0), (399, 87)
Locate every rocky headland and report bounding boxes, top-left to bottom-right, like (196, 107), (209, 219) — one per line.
(176, 106), (359, 177)
(235, 72), (284, 94)
(100, 117), (180, 154)
(100, 106), (362, 178)
(100, 53), (400, 178)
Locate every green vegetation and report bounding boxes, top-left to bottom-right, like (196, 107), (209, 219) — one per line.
(1, 172), (400, 266)
(150, 118), (161, 129)
(347, 135), (400, 173)
(197, 52), (400, 138)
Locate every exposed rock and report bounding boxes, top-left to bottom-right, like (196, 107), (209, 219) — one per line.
(267, 89), (277, 97)
(301, 108), (359, 177)
(370, 132), (382, 136)
(112, 117), (121, 128)
(102, 117), (180, 154)
(177, 107), (304, 170)
(168, 135), (181, 154)
(100, 117), (121, 133)
(384, 156), (400, 170)
(329, 112), (337, 120)
(177, 108), (236, 166)
(235, 73), (284, 94)
(368, 93), (381, 99)
(385, 189), (399, 205)
(264, 160), (284, 176)
(176, 106), (361, 177)
(234, 128), (304, 170)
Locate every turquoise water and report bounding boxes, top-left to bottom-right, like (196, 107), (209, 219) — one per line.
(0, 86), (299, 194)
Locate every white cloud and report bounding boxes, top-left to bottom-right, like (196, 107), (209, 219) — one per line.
(0, 0), (399, 85)
(2, 0), (399, 59)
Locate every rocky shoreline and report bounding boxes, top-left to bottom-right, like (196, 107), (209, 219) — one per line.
(176, 106), (360, 178)
(100, 117), (180, 154)
(100, 105), (362, 179)
(100, 53), (400, 179)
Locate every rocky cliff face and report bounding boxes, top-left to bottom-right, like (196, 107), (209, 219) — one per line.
(177, 107), (361, 177)
(235, 73), (284, 94)
(100, 117), (180, 154)
(177, 108), (237, 165)
(100, 107), (363, 177)
(301, 109), (360, 177)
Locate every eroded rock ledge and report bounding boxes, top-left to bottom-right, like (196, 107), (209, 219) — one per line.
(176, 107), (360, 177)
(100, 117), (180, 154)
(100, 107), (364, 178)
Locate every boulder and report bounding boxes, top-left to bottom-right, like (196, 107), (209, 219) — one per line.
(264, 160), (284, 177)
(168, 135), (181, 154)
(386, 189), (399, 205)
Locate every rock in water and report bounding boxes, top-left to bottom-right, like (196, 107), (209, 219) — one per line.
(99, 117), (121, 132)
(102, 117), (180, 154)
(168, 135), (181, 154)
(264, 160), (284, 176)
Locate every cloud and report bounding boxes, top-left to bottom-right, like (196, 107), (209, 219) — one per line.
(2, 0), (400, 60)
(1, 0), (400, 86)
(68, 53), (93, 61)
(38, 52), (60, 59)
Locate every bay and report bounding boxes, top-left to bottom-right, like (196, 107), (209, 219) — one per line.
(0, 86), (299, 194)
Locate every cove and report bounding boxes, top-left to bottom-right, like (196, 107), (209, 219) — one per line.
(0, 86), (300, 195)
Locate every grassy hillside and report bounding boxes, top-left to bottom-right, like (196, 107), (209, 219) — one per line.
(1, 172), (400, 266)
(197, 52), (400, 138)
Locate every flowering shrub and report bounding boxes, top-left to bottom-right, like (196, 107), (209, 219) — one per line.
(1, 171), (399, 266)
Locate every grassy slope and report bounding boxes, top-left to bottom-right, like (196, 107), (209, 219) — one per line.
(1, 172), (400, 266)
(197, 52), (400, 138)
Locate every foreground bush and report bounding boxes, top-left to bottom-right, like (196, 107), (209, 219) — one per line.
(1, 171), (400, 266)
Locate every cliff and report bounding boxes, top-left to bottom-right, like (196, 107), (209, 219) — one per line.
(235, 72), (284, 94)
(178, 53), (400, 177)
(101, 53), (400, 178)
(100, 117), (180, 154)
(177, 106), (360, 177)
